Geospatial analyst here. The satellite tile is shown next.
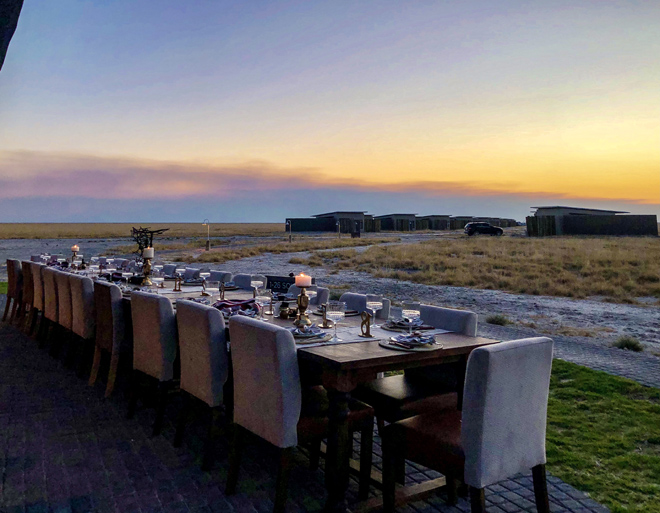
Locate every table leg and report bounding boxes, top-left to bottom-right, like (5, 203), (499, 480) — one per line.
(325, 388), (351, 513)
(456, 355), (467, 411)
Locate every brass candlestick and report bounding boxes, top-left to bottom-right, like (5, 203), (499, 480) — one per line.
(141, 257), (153, 286)
(173, 276), (183, 292)
(320, 304), (332, 329)
(220, 282), (226, 300)
(294, 286), (312, 327)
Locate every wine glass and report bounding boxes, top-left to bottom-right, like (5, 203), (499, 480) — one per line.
(151, 276), (165, 292)
(326, 301), (346, 342)
(122, 272), (133, 285)
(255, 290), (272, 321)
(366, 298), (383, 328)
(402, 301), (421, 335)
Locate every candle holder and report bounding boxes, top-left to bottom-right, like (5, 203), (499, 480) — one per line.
(173, 276), (183, 292)
(141, 256), (153, 286)
(294, 287), (312, 327)
(71, 249), (78, 262)
(359, 311), (374, 338)
(320, 304), (332, 329)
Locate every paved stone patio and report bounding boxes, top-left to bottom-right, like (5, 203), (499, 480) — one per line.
(0, 320), (611, 513)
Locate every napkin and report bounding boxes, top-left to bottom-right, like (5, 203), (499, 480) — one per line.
(287, 324), (324, 337)
(387, 318), (434, 330)
(213, 298), (258, 318)
(392, 333), (435, 346)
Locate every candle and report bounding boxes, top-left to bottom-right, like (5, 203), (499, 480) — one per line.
(295, 273), (312, 287)
(71, 244), (79, 252)
(143, 247), (154, 259)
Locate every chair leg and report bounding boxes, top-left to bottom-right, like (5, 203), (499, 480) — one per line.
(376, 417), (385, 437)
(89, 346), (103, 387)
(2, 297), (11, 322)
(274, 447), (293, 513)
(202, 406), (223, 471)
(226, 424), (245, 495)
(381, 430), (397, 513)
(104, 351), (120, 398)
(446, 476), (459, 505)
(127, 370), (140, 419)
(470, 487), (486, 513)
(309, 439), (321, 471)
(532, 464), (550, 513)
(395, 450), (406, 485)
(27, 308), (38, 336)
(152, 381), (170, 437)
(358, 420), (374, 500)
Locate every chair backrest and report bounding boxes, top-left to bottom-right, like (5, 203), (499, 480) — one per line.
(183, 268), (200, 281)
(287, 285), (330, 306)
(30, 255), (42, 262)
(209, 270), (232, 283)
(113, 258), (127, 269)
(233, 273), (267, 290)
(70, 275), (95, 340)
(461, 337), (554, 489)
(42, 267), (59, 322)
(229, 316), (301, 448)
(176, 300), (228, 407)
(99, 257), (107, 265)
(21, 261), (34, 305)
(131, 291), (177, 381)
(162, 264), (177, 277)
(339, 292), (391, 319)
(94, 281), (125, 353)
(420, 305), (477, 336)
(6, 259), (23, 299)
(31, 263), (45, 310)
(55, 271), (73, 329)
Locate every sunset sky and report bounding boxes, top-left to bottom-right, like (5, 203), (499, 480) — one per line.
(1, 0), (658, 222)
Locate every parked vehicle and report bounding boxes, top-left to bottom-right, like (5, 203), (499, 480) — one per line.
(464, 222), (504, 236)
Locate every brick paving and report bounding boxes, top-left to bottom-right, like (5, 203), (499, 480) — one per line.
(0, 319), (610, 513)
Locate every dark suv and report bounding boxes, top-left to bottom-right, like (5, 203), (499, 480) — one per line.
(464, 222), (504, 236)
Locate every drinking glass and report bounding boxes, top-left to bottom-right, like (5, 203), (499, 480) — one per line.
(89, 265), (100, 276)
(366, 300), (383, 328)
(151, 277), (165, 291)
(402, 301), (421, 335)
(326, 301), (346, 342)
(122, 272), (133, 284)
(255, 290), (272, 321)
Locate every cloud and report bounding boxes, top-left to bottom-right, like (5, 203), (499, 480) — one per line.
(0, 151), (657, 211)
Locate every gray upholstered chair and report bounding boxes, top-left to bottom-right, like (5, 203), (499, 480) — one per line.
(89, 281), (128, 397)
(174, 300), (229, 469)
(162, 264), (177, 279)
(183, 267), (201, 281)
(355, 305), (478, 434)
(127, 291), (178, 436)
(339, 292), (391, 319)
(382, 337), (554, 513)
(20, 261), (34, 332)
(233, 273), (267, 291)
(42, 267), (59, 340)
(31, 263), (45, 338)
(3, 259), (23, 323)
(286, 284), (329, 306)
(70, 274), (96, 374)
(226, 316), (374, 511)
(209, 270), (232, 283)
(55, 270), (73, 333)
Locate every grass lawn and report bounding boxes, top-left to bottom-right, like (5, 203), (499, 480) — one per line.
(0, 282), (7, 294)
(547, 360), (660, 512)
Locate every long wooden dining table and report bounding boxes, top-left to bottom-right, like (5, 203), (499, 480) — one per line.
(122, 285), (498, 512)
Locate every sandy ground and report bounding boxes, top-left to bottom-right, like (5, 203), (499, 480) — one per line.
(2, 232), (658, 351)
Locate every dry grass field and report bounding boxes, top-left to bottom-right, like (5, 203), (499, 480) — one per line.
(0, 223), (283, 239)
(307, 236), (660, 303)
(182, 237), (398, 264)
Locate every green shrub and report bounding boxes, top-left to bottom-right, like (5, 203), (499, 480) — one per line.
(611, 335), (644, 352)
(0, 282), (7, 295)
(486, 314), (511, 326)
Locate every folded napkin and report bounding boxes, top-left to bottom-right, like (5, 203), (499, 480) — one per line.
(212, 298), (258, 318)
(287, 324), (324, 338)
(392, 333), (436, 346)
(387, 318), (434, 330)
(185, 297), (211, 305)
